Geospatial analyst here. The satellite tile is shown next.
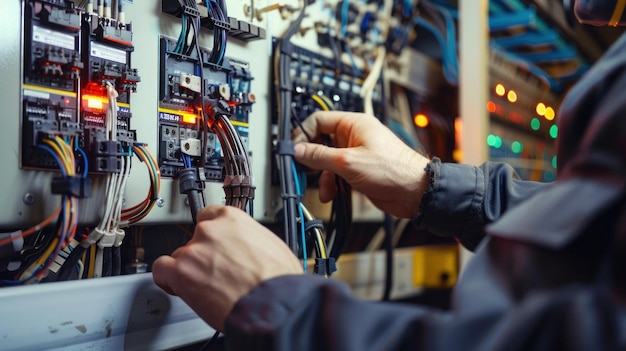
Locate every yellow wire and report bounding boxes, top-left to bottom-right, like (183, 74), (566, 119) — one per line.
(300, 204), (328, 259)
(54, 136), (73, 163)
(311, 95), (330, 111)
(42, 139), (72, 174)
(35, 238), (59, 267)
(88, 244), (96, 278)
(17, 237), (59, 281)
(318, 94), (335, 110)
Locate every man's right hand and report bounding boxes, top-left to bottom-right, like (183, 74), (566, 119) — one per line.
(293, 111), (430, 218)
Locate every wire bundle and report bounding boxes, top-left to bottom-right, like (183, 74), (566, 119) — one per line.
(275, 3), (309, 254)
(413, 1), (459, 84)
(121, 145), (161, 225)
(1, 136), (86, 284)
(83, 83), (131, 277)
(206, 103), (255, 213)
(308, 95), (353, 261)
(205, 0), (227, 66)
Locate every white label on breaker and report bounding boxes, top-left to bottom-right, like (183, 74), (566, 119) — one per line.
(33, 25), (75, 50)
(91, 42), (127, 64)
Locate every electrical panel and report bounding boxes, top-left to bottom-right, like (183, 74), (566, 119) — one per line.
(274, 40), (384, 122)
(21, 1), (83, 170)
(0, 0), (592, 348)
(20, 1), (141, 174)
(157, 36), (254, 181)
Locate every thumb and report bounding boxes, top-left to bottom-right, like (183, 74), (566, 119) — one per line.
(294, 142), (343, 173)
(152, 255), (178, 296)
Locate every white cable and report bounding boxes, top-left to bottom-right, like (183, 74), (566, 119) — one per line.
(76, 260), (84, 280)
(361, 46), (386, 116)
(106, 82), (118, 141)
(360, 0), (393, 115)
(94, 247), (104, 278)
(111, 156), (131, 230)
(94, 83), (121, 240)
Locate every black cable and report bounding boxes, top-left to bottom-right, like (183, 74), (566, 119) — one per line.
(188, 190), (203, 224)
(197, 330), (221, 351)
(179, 168), (204, 225)
(112, 245), (121, 276)
(327, 176), (352, 260)
(102, 247), (112, 277)
(56, 244), (86, 281)
(217, 0), (226, 18)
(382, 214), (394, 301)
(275, 4), (308, 254)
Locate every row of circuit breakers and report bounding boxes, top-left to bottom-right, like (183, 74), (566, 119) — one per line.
(21, 0), (254, 185)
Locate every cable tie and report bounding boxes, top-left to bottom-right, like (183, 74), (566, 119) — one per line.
(279, 41), (293, 55)
(280, 192), (299, 199)
(275, 141), (295, 156)
(51, 176), (92, 198)
(304, 219), (324, 232)
(278, 84), (292, 92)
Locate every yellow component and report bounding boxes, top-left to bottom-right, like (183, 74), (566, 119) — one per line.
(413, 245), (459, 289)
(494, 83), (505, 96)
(230, 120), (250, 128)
(609, 0), (626, 26)
(507, 90), (517, 103)
(23, 84), (78, 98)
(413, 113), (429, 128)
(535, 102), (546, 116)
(544, 106), (555, 121)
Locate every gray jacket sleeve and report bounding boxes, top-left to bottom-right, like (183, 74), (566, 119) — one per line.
(225, 274), (447, 351)
(223, 161), (622, 351)
(414, 158), (548, 250)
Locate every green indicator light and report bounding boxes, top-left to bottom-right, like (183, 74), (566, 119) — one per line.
(494, 136), (503, 149)
(530, 118), (541, 131)
(550, 125), (559, 139)
(552, 155), (557, 168)
(511, 141), (523, 153)
(487, 134), (496, 146)
(544, 170), (556, 182)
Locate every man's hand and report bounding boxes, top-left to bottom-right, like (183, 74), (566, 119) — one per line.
(152, 205), (303, 332)
(293, 111), (430, 218)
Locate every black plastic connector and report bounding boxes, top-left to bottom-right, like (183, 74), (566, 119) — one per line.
(314, 257), (337, 275)
(162, 0), (200, 17)
(45, 6), (82, 30)
(179, 168), (206, 224)
(179, 168), (206, 194)
(95, 24), (133, 47)
(227, 17), (265, 41)
(96, 140), (120, 156)
(51, 176), (92, 198)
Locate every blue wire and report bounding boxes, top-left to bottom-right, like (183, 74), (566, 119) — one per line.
(345, 45), (358, 74)
(75, 145), (89, 178)
(341, 0), (350, 38)
(291, 161), (307, 272)
(183, 154), (192, 168)
(37, 145), (68, 176)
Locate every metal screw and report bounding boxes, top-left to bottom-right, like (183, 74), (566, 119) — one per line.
(156, 198), (165, 208)
(243, 4), (252, 18)
(23, 193), (35, 206)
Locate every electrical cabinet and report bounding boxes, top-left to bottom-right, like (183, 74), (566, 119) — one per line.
(0, 0), (590, 348)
